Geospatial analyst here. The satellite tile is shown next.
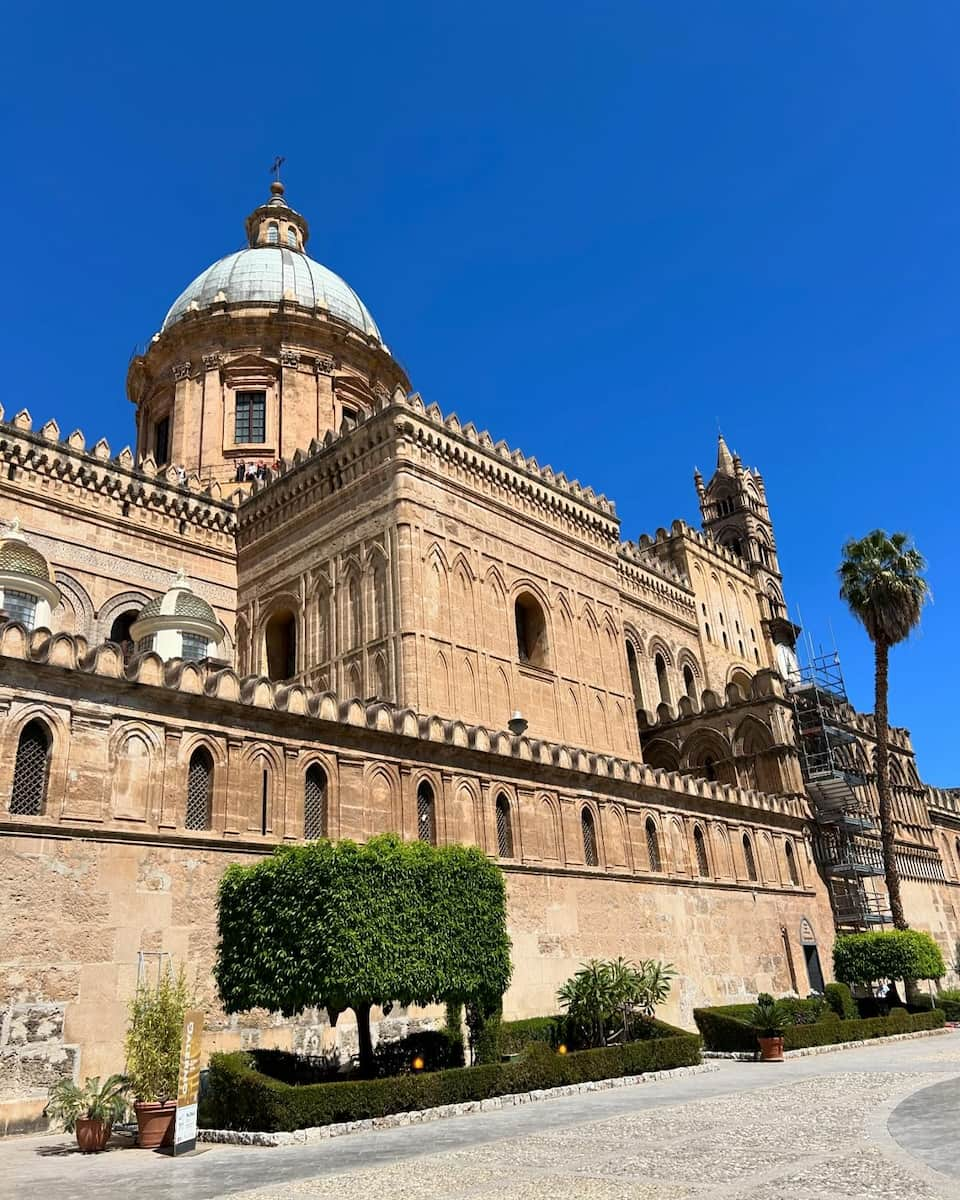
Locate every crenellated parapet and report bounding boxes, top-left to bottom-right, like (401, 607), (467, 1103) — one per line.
(238, 387), (622, 547)
(0, 405), (239, 533)
(0, 620), (808, 821)
(629, 519), (756, 579)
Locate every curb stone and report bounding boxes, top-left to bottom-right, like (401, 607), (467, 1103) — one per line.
(198, 1062), (719, 1147)
(702, 1024), (951, 1062)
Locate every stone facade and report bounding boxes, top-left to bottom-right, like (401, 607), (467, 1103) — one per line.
(0, 182), (955, 1132)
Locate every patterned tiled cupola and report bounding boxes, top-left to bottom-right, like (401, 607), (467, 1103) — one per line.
(0, 518), (60, 631)
(244, 180), (310, 252)
(130, 569), (224, 663)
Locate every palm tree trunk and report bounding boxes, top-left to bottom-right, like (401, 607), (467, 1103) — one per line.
(874, 640), (907, 929)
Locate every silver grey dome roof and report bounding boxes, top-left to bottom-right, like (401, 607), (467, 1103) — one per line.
(162, 247), (382, 341)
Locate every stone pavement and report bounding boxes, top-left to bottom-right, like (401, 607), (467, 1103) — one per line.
(3, 1033), (960, 1199)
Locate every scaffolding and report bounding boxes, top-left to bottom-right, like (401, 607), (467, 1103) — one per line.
(788, 650), (891, 931)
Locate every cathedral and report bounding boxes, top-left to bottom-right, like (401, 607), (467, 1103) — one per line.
(1, 181), (958, 1133)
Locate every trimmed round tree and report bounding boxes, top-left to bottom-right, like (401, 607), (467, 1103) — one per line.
(833, 930), (945, 992)
(215, 834), (512, 1074)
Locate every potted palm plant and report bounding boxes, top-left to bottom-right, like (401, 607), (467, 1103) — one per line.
(125, 966), (192, 1149)
(45, 1075), (130, 1153)
(750, 995), (790, 1062)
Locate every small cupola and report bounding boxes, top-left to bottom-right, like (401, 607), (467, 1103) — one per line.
(244, 180), (310, 252)
(130, 569), (225, 662)
(0, 519), (60, 630)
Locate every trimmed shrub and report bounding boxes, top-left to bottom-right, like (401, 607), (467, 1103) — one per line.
(203, 1021), (701, 1132)
(783, 1008), (943, 1050)
(834, 931), (946, 986)
(373, 1030), (464, 1077)
(499, 1016), (562, 1055)
(934, 989), (960, 1021)
(824, 982), (858, 1021)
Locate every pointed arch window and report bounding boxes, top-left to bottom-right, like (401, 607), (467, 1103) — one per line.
(417, 780), (436, 845)
(581, 807), (599, 867)
(10, 719), (51, 816)
(626, 641), (643, 709)
(693, 826), (709, 877)
(185, 747), (214, 831)
(682, 664), (696, 700)
(645, 818), (662, 872)
(743, 833), (758, 882)
(654, 653), (669, 705)
(515, 593), (548, 667)
(495, 793), (514, 858)
(304, 764), (327, 839)
(785, 839), (799, 886)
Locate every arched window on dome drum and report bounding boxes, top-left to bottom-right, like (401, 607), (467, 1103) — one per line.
(417, 780), (436, 845)
(495, 794), (514, 858)
(286, 226), (298, 248)
(267, 221), (279, 244)
(683, 664), (696, 701)
(10, 719), (51, 816)
(743, 833), (758, 882)
(185, 747), (214, 831)
(785, 840), (799, 886)
(693, 826), (709, 878)
(304, 764), (327, 840)
(645, 818), (662, 872)
(3, 590), (37, 630)
(654, 654), (669, 705)
(581, 808), (598, 867)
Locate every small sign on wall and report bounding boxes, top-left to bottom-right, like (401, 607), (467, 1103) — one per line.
(173, 1009), (204, 1155)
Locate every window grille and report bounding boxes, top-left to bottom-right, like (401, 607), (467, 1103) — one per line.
(235, 391), (266, 444)
(645, 819), (661, 871)
(4, 590), (37, 629)
(185, 748), (213, 831)
(136, 635), (155, 653)
(581, 808), (598, 866)
(417, 782), (435, 844)
(694, 827), (709, 877)
(286, 226), (298, 247)
(495, 795), (513, 858)
(180, 633), (208, 661)
(304, 765), (327, 839)
(785, 840), (799, 885)
(10, 720), (50, 816)
(743, 834), (758, 881)
(267, 222), (279, 244)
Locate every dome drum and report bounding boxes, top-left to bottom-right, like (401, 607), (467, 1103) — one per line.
(130, 572), (225, 663)
(0, 523), (60, 631)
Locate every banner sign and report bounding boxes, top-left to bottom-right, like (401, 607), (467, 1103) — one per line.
(173, 1009), (204, 1155)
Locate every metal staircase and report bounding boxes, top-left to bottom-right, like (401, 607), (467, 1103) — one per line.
(788, 651), (891, 930)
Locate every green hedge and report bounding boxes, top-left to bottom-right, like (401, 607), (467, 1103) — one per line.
(824, 982), (858, 1021)
(499, 1016), (562, 1055)
(202, 1021), (701, 1132)
(693, 1004), (943, 1053)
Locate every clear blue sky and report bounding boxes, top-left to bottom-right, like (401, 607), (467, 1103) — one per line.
(1, 3), (956, 782)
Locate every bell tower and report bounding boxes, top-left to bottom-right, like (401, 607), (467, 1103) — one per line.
(694, 435), (800, 680)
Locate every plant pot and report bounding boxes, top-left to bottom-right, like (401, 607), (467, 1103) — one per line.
(757, 1035), (784, 1062)
(75, 1118), (112, 1153)
(134, 1100), (176, 1149)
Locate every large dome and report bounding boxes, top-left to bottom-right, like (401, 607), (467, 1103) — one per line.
(162, 247), (382, 341)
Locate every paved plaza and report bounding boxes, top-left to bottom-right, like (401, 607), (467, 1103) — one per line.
(3, 1034), (960, 1199)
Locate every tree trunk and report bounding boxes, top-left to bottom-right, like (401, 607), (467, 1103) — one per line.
(874, 640), (907, 929)
(355, 1002), (374, 1076)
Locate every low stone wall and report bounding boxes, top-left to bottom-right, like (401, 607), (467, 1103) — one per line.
(199, 1062), (719, 1147)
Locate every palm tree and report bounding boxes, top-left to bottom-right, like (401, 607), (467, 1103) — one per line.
(839, 531), (929, 929)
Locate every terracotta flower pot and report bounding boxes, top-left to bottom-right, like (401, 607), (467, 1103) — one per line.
(757, 1034), (784, 1062)
(134, 1100), (176, 1149)
(75, 1118), (112, 1153)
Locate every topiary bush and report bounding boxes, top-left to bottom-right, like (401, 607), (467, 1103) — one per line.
(834, 931), (946, 986)
(824, 982), (858, 1021)
(203, 1020), (701, 1132)
(499, 1016), (563, 1055)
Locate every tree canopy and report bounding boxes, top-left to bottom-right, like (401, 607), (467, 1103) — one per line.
(215, 834), (511, 1069)
(833, 930), (945, 985)
(839, 530), (929, 649)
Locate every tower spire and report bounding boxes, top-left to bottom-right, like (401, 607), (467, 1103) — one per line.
(716, 434), (735, 476)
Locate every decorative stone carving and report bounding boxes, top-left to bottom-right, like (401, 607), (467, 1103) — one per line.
(172, 362), (192, 382)
(314, 355), (335, 375)
(202, 353), (223, 370)
(280, 351), (300, 369)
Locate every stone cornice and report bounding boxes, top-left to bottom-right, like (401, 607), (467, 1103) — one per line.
(0, 407), (239, 533)
(0, 620), (810, 822)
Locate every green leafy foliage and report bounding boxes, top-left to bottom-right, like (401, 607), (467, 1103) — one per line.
(125, 966), (193, 1102)
(202, 1020), (700, 1132)
(694, 1002), (942, 1052)
(372, 1030), (465, 1077)
(215, 835), (511, 1073)
(45, 1074), (130, 1133)
(838, 531), (929, 648)
(934, 988), (960, 1021)
(749, 997), (792, 1037)
(833, 931), (946, 985)
(824, 982), (858, 1021)
(556, 957), (675, 1049)
(499, 1016), (563, 1055)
